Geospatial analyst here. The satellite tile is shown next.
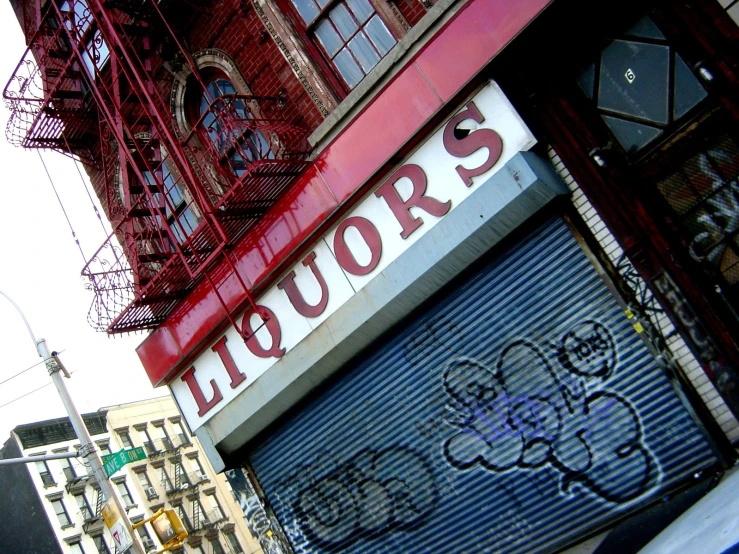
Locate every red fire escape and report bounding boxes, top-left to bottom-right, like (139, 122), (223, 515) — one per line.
(4, 0), (312, 335)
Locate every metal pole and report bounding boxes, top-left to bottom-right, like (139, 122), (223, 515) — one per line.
(38, 339), (145, 554)
(0, 290), (144, 554)
(0, 451), (81, 466)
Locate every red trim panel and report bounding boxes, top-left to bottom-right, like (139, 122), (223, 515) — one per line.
(137, 0), (552, 386)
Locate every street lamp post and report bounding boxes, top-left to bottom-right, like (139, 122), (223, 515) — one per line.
(0, 290), (144, 554)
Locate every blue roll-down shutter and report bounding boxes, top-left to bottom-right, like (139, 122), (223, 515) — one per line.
(248, 217), (718, 554)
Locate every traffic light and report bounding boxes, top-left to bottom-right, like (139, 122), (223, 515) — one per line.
(151, 509), (188, 548)
(134, 508), (188, 552)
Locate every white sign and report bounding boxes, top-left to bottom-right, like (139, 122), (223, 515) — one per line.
(102, 500), (134, 552)
(170, 81), (536, 430)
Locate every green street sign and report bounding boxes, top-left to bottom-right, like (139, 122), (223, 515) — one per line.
(102, 447), (147, 477)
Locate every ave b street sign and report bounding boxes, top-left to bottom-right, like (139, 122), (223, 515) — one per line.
(102, 447), (147, 477)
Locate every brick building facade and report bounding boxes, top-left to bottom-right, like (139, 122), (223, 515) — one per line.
(5, 0), (739, 552)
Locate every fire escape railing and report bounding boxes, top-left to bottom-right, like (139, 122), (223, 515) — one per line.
(4, 2), (99, 166)
(4, 0), (313, 336)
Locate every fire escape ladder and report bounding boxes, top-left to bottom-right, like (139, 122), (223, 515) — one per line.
(192, 498), (202, 531)
(7, 0), (314, 336)
(173, 458), (181, 489)
(94, 487), (104, 517)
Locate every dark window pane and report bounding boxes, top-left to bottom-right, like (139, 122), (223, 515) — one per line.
(598, 40), (670, 124)
(673, 54), (708, 120)
(315, 19), (343, 57)
(348, 32), (380, 73)
(330, 4), (358, 41)
(346, 0), (373, 23)
(365, 15), (395, 57)
(601, 114), (662, 152)
(334, 48), (364, 88)
(625, 16), (665, 40)
(291, 0), (320, 24)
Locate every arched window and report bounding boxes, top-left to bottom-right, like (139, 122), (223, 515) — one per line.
(195, 76), (273, 178)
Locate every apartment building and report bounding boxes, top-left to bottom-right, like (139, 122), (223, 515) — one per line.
(0, 397), (260, 554)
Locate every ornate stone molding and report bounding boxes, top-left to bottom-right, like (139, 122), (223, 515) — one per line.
(252, 0), (338, 117)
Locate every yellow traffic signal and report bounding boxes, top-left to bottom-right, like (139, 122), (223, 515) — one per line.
(151, 509), (188, 547)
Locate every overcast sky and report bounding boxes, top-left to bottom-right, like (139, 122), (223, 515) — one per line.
(0, 1), (165, 442)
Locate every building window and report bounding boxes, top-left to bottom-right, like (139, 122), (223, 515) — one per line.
(115, 480), (136, 508)
(92, 534), (111, 554)
(69, 542), (86, 554)
(287, 0), (398, 91)
(205, 493), (226, 522)
(118, 430), (134, 450)
(51, 497), (72, 527)
(138, 428), (156, 454)
(193, 76), (273, 179)
(74, 492), (95, 521)
(172, 419), (190, 446)
(59, 457), (78, 482)
(135, 519), (155, 550)
(35, 459), (56, 487)
(153, 424), (174, 451)
(137, 156), (200, 245)
(136, 470), (158, 500)
(59, 0), (110, 76)
(159, 466), (174, 493)
(97, 442), (111, 456)
(176, 505), (192, 532)
(188, 455), (207, 478)
(210, 538), (226, 554)
(224, 531), (244, 553)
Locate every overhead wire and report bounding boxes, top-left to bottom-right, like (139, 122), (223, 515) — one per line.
(0, 370), (78, 409)
(0, 349), (67, 386)
(61, 132), (110, 238)
(37, 151), (88, 265)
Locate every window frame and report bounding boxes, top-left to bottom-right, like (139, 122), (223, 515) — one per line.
(224, 531), (244, 554)
(276, 0), (406, 96)
(74, 491), (95, 521)
(59, 456), (78, 482)
(35, 458), (56, 487)
(91, 533), (112, 554)
(117, 429), (134, 450)
(114, 478), (136, 509)
(50, 496), (73, 528)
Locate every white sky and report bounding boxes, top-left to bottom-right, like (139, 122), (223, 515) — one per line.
(0, 2), (165, 442)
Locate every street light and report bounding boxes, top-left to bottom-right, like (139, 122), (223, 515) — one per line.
(0, 289), (144, 554)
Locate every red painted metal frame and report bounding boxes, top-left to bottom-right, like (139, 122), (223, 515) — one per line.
(5, 0), (313, 337)
(137, 0), (554, 386)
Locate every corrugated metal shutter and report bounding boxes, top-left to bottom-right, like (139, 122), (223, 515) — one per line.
(248, 216), (718, 554)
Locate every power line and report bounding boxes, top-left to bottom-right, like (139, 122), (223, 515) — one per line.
(0, 370), (77, 410)
(37, 151), (88, 265)
(0, 349), (66, 386)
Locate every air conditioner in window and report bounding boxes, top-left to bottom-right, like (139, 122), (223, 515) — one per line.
(197, 472), (208, 482)
(145, 487), (157, 499)
(142, 538), (156, 551)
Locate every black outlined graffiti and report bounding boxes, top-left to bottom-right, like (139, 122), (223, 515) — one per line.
(442, 320), (656, 503)
(226, 468), (292, 554)
(403, 318), (464, 367)
(293, 446), (439, 551)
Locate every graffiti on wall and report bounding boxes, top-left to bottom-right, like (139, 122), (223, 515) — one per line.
(442, 320), (657, 502)
(226, 467), (292, 554)
(292, 446), (439, 551)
